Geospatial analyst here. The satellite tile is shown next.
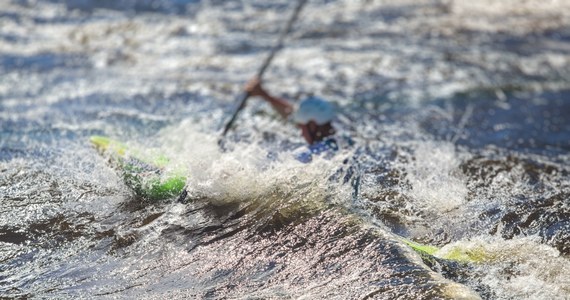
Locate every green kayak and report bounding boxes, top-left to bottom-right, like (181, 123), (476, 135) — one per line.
(90, 135), (186, 201)
(90, 135), (490, 264)
(401, 238), (492, 264)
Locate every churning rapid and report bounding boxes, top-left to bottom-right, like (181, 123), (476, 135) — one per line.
(1, 0), (569, 299)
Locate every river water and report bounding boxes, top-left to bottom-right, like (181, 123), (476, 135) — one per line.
(1, 0), (569, 299)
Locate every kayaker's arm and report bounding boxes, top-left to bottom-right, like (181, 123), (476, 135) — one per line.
(245, 77), (293, 119)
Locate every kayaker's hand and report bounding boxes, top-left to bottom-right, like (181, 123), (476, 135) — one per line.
(244, 77), (266, 97)
(244, 77), (293, 119)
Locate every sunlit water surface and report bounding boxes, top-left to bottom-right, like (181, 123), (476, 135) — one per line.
(1, 0), (569, 299)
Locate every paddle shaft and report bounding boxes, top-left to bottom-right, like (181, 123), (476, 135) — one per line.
(221, 0), (308, 136)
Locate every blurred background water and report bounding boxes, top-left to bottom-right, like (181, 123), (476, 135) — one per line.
(1, 0), (569, 299)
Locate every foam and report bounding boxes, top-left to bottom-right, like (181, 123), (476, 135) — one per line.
(403, 141), (469, 213)
(139, 120), (352, 208)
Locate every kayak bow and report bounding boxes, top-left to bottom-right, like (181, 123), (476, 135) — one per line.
(90, 135), (186, 201)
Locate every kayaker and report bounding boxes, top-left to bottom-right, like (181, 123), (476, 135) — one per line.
(244, 77), (339, 162)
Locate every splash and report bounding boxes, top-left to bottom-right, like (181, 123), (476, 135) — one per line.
(138, 119), (352, 209)
(404, 141), (469, 213)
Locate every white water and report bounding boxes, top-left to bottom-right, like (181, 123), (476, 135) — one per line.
(1, 0), (570, 299)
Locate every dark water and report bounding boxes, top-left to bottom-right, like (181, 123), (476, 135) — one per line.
(1, 0), (569, 299)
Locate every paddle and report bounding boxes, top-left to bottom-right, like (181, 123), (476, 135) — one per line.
(220, 0), (308, 137)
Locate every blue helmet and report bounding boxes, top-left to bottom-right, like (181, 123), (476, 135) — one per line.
(292, 97), (336, 125)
